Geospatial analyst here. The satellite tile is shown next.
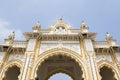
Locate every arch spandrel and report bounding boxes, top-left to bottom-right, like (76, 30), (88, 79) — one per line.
(39, 41), (81, 55)
(97, 60), (120, 80)
(30, 48), (88, 80)
(0, 59), (23, 80)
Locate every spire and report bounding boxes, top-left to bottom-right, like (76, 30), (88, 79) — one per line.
(80, 21), (89, 33)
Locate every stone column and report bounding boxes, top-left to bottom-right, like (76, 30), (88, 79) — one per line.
(21, 39), (37, 80)
(84, 39), (98, 80)
(21, 53), (31, 80)
(88, 52), (98, 80)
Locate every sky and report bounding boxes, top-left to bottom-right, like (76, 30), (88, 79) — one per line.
(0, 0), (120, 79)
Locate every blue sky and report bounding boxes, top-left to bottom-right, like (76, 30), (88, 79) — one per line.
(0, 0), (120, 79)
(0, 0), (120, 44)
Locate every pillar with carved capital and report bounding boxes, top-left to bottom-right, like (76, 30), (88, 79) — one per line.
(21, 39), (37, 80)
(84, 39), (98, 80)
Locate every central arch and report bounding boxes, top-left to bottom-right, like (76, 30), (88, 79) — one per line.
(36, 55), (82, 80)
(30, 48), (88, 80)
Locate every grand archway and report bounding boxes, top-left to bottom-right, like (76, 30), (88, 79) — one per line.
(36, 55), (83, 80)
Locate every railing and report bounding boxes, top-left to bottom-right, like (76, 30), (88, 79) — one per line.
(13, 41), (27, 48)
(93, 41), (108, 48)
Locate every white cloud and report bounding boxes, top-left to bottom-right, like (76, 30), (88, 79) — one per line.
(0, 20), (24, 44)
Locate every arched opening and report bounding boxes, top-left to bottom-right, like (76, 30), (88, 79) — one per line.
(100, 66), (116, 80)
(3, 65), (20, 80)
(48, 72), (73, 80)
(36, 55), (83, 80)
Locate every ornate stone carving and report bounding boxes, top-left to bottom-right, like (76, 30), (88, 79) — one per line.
(0, 52), (5, 63)
(95, 54), (112, 63)
(8, 54), (25, 62)
(115, 52), (120, 63)
(84, 39), (94, 52)
(8, 32), (15, 40)
(55, 26), (67, 34)
(27, 39), (36, 51)
(39, 41), (81, 54)
(106, 32), (113, 41)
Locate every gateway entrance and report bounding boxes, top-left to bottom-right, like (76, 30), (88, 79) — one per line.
(36, 55), (83, 80)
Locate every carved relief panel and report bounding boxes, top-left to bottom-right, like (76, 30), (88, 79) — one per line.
(95, 53), (112, 63)
(39, 41), (81, 54)
(8, 53), (25, 62)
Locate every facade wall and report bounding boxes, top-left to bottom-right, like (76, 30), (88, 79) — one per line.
(0, 20), (120, 80)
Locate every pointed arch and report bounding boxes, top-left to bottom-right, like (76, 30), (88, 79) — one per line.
(97, 60), (120, 80)
(0, 59), (23, 80)
(30, 48), (88, 80)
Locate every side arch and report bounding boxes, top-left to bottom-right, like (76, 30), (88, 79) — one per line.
(30, 48), (88, 80)
(0, 59), (23, 80)
(97, 60), (120, 80)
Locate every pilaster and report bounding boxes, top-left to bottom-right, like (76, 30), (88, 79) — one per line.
(84, 39), (98, 80)
(21, 39), (37, 80)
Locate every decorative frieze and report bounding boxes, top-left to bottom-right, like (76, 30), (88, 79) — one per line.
(40, 41), (81, 54)
(13, 41), (27, 48)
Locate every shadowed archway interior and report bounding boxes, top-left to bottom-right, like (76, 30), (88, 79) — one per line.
(36, 55), (83, 80)
(100, 66), (116, 80)
(3, 65), (20, 80)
